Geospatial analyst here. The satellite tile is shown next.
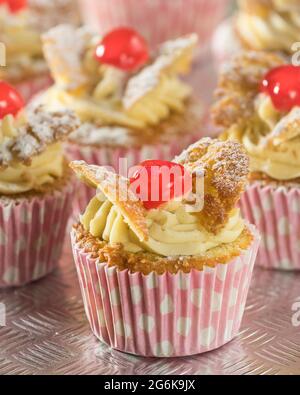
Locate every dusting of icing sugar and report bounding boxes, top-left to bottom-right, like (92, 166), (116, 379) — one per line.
(42, 24), (95, 90)
(123, 34), (198, 109)
(0, 107), (79, 167)
(266, 106), (300, 145)
(159, 34), (198, 57)
(123, 58), (166, 109)
(69, 123), (135, 146)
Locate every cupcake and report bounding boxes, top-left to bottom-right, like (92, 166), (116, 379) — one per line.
(78, 0), (229, 51)
(236, 0), (300, 53)
(212, 0), (300, 68)
(212, 51), (300, 270)
(0, 81), (79, 287)
(40, 24), (204, 212)
(0, 0), (80, 102)
(70, 137), (260, 357)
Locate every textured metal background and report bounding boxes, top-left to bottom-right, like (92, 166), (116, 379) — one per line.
(0, 58), (300, 375)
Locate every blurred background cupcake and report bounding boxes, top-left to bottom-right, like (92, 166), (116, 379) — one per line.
(79, 0), (230, 53)
(70, 138), (259, 357)
(39, 24), (204, 212)
(212, 0), (300, 69)
(0, 0), (81, 102)
(0, 81), (79, 287)
(212, 51), (300, 271)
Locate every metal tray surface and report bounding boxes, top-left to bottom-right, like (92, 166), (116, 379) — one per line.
(0, 241), (300, 375)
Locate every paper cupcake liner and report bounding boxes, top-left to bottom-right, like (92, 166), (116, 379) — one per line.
(14, 74), (53, 103)
(211, 17), (241, 70)
(66, 131), (203, 214)
(0, 181), (75, 288)
(79, 0), (229, 50)
(240, 182), (300, 270)
(71, 225), (260, 357)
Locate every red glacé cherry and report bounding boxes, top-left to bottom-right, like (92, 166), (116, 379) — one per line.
(260, 65), (300, 112)
(0, 81), (24, 120)
(130, 160), (192, 210)
(0, 0), (27, 13)
(95, 27), (149, 71)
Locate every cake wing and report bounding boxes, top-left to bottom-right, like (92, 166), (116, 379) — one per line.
(42, 24), (95, 91)
(123, 34), (198, 114)
(0, 107), (79, 168)
(175, 138), (249, 234)
(70, 161), (149, 242)
(266, 107), (300, 146)
(158, 33), (198, 74)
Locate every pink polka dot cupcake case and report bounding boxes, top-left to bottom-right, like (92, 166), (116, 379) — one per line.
(240, 184), (300, 270)
(70, 137), (260, 357)
(72, 229), (259, 357)
(0, 82), (80, 287)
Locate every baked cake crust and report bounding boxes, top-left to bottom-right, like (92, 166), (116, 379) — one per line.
(175, 138), (249, 234)
(211, 51), (285, 130)
(73, 223), (254, 275)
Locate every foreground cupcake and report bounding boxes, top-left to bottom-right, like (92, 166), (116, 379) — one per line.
(0, 0), (80, 101)
(40, 25), (204, 211)
(212, 51), (300, 270)
(70, 137), (260, 357)
(0, 81), (79, 287)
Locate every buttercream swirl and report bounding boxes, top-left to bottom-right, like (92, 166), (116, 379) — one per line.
(41, 25), (196, 130)
(81, 196), (244, 257)
(0, 114), (65, 194)
(225, 94), (300, 180)
(236, 1), (300, 52)
(0, 6), (45, 80)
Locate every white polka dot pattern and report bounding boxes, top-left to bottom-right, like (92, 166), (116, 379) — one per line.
(160, 295), (174, 315)
(72, 226), (260, 357)
(240, 183), (300, 270)
(0, 181), (75, 288)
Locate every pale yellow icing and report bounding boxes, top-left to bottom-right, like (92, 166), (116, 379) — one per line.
(236, 7), (300, 52)
(225, 94), (300, 180)
(81, 196), (244, 257)
(0, 6), (44, 79)
(41, 26), (196, 130)
(0, 114), (65, 194)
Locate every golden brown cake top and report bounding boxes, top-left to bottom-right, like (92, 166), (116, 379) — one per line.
(212, 51), (285, 129)
(73, 223), (254, 275)
(175, 138), (249, 234)
(71, 138), (252, 274)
